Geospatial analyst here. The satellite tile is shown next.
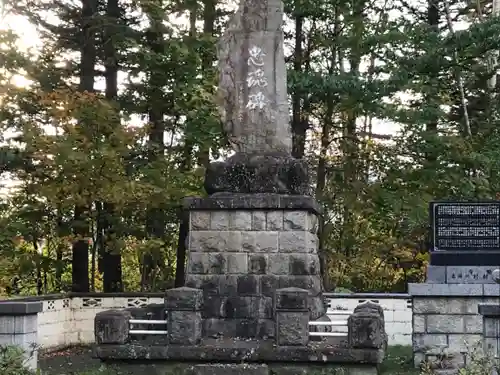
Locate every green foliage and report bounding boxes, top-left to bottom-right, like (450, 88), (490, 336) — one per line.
(2, 0), (500, 293)
(0, 345), (37, 375)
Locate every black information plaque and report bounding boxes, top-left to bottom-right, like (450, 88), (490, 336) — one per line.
(430, 202), (500, 251)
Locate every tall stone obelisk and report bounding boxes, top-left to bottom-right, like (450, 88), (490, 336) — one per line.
(182, 0), (329, 339)
(205, 0), (308, 195)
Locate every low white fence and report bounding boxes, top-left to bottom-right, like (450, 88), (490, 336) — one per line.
(10, 292), (412, 350)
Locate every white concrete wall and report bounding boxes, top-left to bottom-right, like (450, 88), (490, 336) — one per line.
(29, 293), (413, 350)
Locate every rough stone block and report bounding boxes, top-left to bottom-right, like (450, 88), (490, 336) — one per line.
(190, 231), (242, 252)
(348, 302), (386, 349)
(426, 315), (464, 334)
(261, 275), (279, 297)
(447, 334), (481, 353)
(168, 310), (202, 345)
(274, 287), (309, 311)
(278, 275), (321, 294)
(190, 211), (211, 230)
(279, 231), (308, 253)
(266, 211), (283, 230)
(242, 231), (278, 252)
(165, 287), (203, 311)
(408, 283), (483, 296)
(284, 211), (308, 231)
(227, 253), (248, 273)
(203, 294), (225, 318)
(268, 254), (290, 274)
(252, 211), (266, 230)
(413, 298), (481, 315)
(288, 254), (320, 276)
(412, 333), (448, 354)
(276, 311), (309, 346)
(307, 213), (318, 234)
(413, 315), (426, 334)
(211, 212), (230, 230)
(249, 254), (268, 274)
(464, 316), (482, 334)
(188, 253), (227, 274)
(230, 211), (252, 230)
(237, 275), (260, 295)
(94, 310), (131, 344)
(188, 363), (269, 375)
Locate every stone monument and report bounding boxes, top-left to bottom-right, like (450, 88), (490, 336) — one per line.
(409, 201), (500, 370)
(92, 0), (387, 373)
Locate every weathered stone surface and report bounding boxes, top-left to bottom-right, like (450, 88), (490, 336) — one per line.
(217, 0), (290, 155)
(276, 311), (309, 346)
(94, 337), (385, 364)
(426, 315), (464, 334)
(348, 302), (386, 350)
(274, 287), (309, 311)
(168, 310), (202, 345)
(205, 152), (310, 195)
(95, 310), (131, 345)
(188, 364), (268, 375)
(191, 211), (211, 231)
(165, 287), (203, 311)
(412, 334), (448, 354)
(86, 361), (380, 375)
(184, 194), (321, 214)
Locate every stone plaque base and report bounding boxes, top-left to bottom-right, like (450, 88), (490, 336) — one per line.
(430, 251), (500, 266)
(409, 282), (500, 369)
(427, 265), (500, 284)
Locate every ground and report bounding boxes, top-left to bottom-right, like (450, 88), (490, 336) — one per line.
(38, 345), (420, 375)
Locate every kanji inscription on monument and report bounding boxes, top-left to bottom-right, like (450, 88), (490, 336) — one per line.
(430, 202), (500, 251)
(217, 0), (291, 154)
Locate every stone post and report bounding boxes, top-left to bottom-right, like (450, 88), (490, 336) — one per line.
(348, 301), (387, 350)
(0, 301), (42, 370)
(165, 287), (202, 345)
(274, 287), (309, 346)
(95, 309), (132, 344)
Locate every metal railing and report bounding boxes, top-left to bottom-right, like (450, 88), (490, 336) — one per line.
(309, 311), (350, 337)
(129, 319), (168, 335)
(128, 311), (352, 337)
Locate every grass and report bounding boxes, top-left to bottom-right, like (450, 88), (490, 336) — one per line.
(380, 345), (420, 375)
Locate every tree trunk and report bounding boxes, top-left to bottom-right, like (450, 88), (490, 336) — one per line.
(142, 1), (167, 291)
(71, 0), (97, 293)
(102, 0), (122, 292)
(291, 14), (306, 159)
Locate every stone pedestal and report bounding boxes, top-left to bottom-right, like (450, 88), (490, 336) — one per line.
(95, 310), (132, 344)
(0, 301), (42, 370)
(165, 287), (202, 345)
(183, 193), (326, 339)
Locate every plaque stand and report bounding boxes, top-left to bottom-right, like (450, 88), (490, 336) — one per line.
(409, 202), (500, 370)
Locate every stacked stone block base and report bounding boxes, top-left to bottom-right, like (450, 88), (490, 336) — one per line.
(183, 194), (326, 338)
(409, 283), (500, 368)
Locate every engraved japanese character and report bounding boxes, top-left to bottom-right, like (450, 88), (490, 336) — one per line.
(246, 92), (267, 110)
(247, 69), (268, 88)
(248, 46), (265, 66)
